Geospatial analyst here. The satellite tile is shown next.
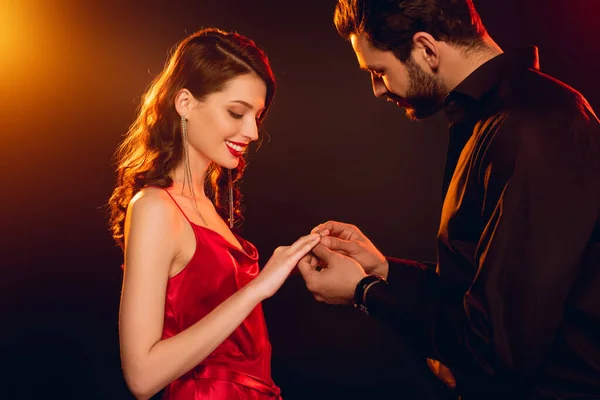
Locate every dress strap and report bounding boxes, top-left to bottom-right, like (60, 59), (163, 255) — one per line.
(150, 186), (193, 224)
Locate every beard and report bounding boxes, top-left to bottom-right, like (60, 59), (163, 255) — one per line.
(387, 57), (447, 121)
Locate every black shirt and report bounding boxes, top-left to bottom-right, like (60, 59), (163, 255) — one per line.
(366, 47), (600, 399)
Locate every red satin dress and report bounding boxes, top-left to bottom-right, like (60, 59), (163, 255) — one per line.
(159, 189), (282, 399)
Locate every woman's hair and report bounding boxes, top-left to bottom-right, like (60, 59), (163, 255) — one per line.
(334, 0), (487, 62)
(108, 28), (276, 249)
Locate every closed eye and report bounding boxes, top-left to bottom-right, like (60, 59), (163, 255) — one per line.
(228, 110), (243, 119)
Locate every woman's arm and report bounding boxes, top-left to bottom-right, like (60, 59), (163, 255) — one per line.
(119, 189), (320, 399)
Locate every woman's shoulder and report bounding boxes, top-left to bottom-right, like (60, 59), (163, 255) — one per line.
(128, 186), (181, 226)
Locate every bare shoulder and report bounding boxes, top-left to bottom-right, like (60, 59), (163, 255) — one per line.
(128, 187), (180, 226)
(124, 187), (185, 253)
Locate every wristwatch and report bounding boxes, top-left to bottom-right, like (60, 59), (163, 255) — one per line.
(352, 274), (386, 315)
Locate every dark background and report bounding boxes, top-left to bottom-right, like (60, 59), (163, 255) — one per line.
(1, 0), (599, 398)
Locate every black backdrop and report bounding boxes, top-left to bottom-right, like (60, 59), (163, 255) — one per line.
(1, 0), (599, 398)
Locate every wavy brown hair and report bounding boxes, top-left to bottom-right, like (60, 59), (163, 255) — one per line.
(108, 28), (276, 249)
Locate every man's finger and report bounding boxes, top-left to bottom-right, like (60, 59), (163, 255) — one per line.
(297, 254), (317, 280)
(297, 253), (319, 270)
(311, 243), (341, 263)
(312, 220), (364, 242)
(312, 220), (351, 236)
(320, 235), (361, 255)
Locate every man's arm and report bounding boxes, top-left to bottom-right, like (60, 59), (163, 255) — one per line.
(366, 110), (600, 388)
(385, 256), (437, 290)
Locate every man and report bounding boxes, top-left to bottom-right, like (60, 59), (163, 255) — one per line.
(297, 0), (600, 399)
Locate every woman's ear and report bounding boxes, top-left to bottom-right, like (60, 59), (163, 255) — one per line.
(174, 88), (194, 117)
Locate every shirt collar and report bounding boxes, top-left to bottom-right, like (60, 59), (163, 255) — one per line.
(446, 46), (540, 103)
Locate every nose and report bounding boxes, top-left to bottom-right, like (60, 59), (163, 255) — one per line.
(241, 118), (259, 142)
(371, 75), (388, 98)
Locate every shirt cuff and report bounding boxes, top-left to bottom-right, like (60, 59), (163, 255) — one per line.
(368, 257), (435, 318)
(385, 257), (427, 286)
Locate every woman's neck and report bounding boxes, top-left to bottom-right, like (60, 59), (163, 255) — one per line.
(170, 161), (209, 200)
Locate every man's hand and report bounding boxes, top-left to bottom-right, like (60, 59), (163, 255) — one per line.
(312, 221), (389, 279)
(297, 244), (367, 305)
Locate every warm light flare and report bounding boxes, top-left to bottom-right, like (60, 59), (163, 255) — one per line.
(0, 1), (31, 75)
(0, 1), (75, 113)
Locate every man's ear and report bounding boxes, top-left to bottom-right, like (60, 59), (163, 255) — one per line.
(412, 32), (440, 71)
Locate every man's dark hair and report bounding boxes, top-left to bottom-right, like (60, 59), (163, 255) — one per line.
(334, 0), (488, 62)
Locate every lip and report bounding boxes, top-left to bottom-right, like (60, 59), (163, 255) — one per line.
(226, 140), (248, 148)
(225, 140), (247, 158)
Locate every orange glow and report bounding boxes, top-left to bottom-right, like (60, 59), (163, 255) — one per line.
(0, 0), (74, 151)
(0, 2), (22, 71)
(0, 1), (77, 94)
(0, 1), (40, 79)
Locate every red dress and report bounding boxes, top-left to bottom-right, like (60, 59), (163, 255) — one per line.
(159, 189), (281, 399)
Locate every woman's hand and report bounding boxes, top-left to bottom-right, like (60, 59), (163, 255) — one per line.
(250, 232), (326, 299)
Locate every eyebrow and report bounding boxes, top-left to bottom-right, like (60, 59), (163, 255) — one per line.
(230, 100), (267, 117)
(230, 100), (254, 109)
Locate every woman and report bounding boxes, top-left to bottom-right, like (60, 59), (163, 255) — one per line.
(108, 28), (324, 400)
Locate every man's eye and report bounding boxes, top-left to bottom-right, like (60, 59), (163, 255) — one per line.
(228, 111), (243, 119)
